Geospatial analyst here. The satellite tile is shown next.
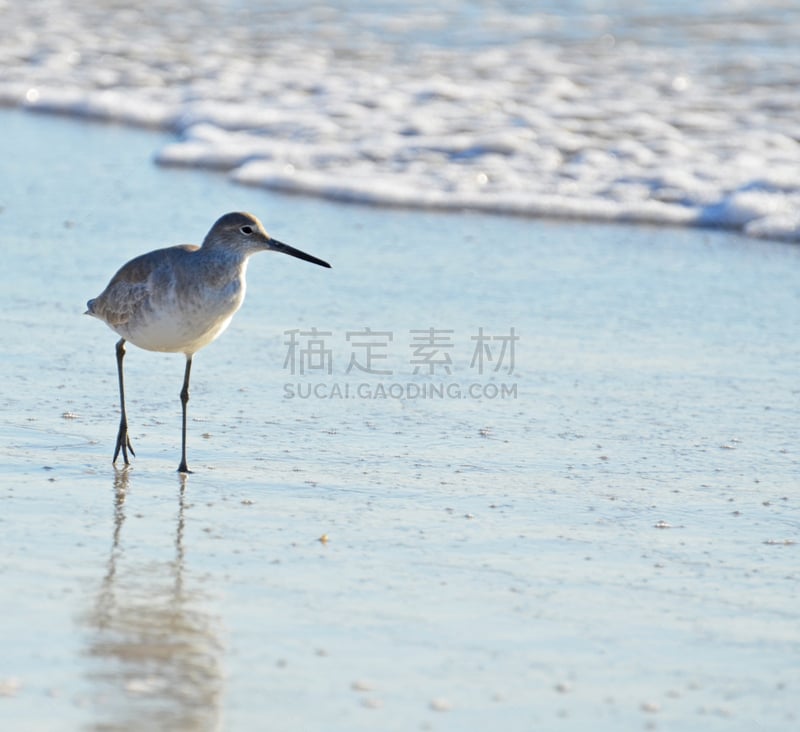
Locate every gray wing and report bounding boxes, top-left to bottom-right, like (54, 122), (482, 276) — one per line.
(86, 245), (197, 327)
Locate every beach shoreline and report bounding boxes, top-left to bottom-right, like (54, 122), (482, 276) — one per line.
(3, 0), (799, 243)
(1, 108), (798, 731)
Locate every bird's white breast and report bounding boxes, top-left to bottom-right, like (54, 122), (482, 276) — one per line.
(120, 272), (246, 354)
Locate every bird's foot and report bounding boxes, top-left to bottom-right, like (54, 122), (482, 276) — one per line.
(113, 425), (135, 465)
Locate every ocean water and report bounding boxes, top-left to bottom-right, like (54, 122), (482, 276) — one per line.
(2, 4), (800, 730)
(2, 0), (800, 241)
(1, 106), (799, 731)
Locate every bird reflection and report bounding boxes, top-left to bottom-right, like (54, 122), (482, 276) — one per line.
(83, 469), (223, 732)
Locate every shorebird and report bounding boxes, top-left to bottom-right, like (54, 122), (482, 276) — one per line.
(86, 211), (331, 473)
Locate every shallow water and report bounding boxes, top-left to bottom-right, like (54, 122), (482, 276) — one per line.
(2, 1), (800, 240)
(1, 110), (799, 730)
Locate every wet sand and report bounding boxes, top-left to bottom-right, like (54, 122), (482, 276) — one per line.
(1, 109), (798, 731)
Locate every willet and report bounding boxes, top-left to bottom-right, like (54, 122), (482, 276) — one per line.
(86, 211), (331, 473)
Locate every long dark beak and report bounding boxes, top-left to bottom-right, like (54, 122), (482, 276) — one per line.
(269, 238), (331, 268)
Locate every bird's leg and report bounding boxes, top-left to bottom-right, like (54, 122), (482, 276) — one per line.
(113, 338), (135, 465)
(178, 355), (193, 473)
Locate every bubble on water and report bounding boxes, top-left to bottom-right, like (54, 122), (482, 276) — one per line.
(429, 697), (452, 712)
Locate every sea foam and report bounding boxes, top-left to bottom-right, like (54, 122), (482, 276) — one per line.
(3, 1), (799, 241)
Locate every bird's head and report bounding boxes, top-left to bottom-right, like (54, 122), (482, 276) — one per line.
(203, 211), (331, 268)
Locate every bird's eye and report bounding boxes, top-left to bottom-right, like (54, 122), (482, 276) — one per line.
(240, 225), (254, 235)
